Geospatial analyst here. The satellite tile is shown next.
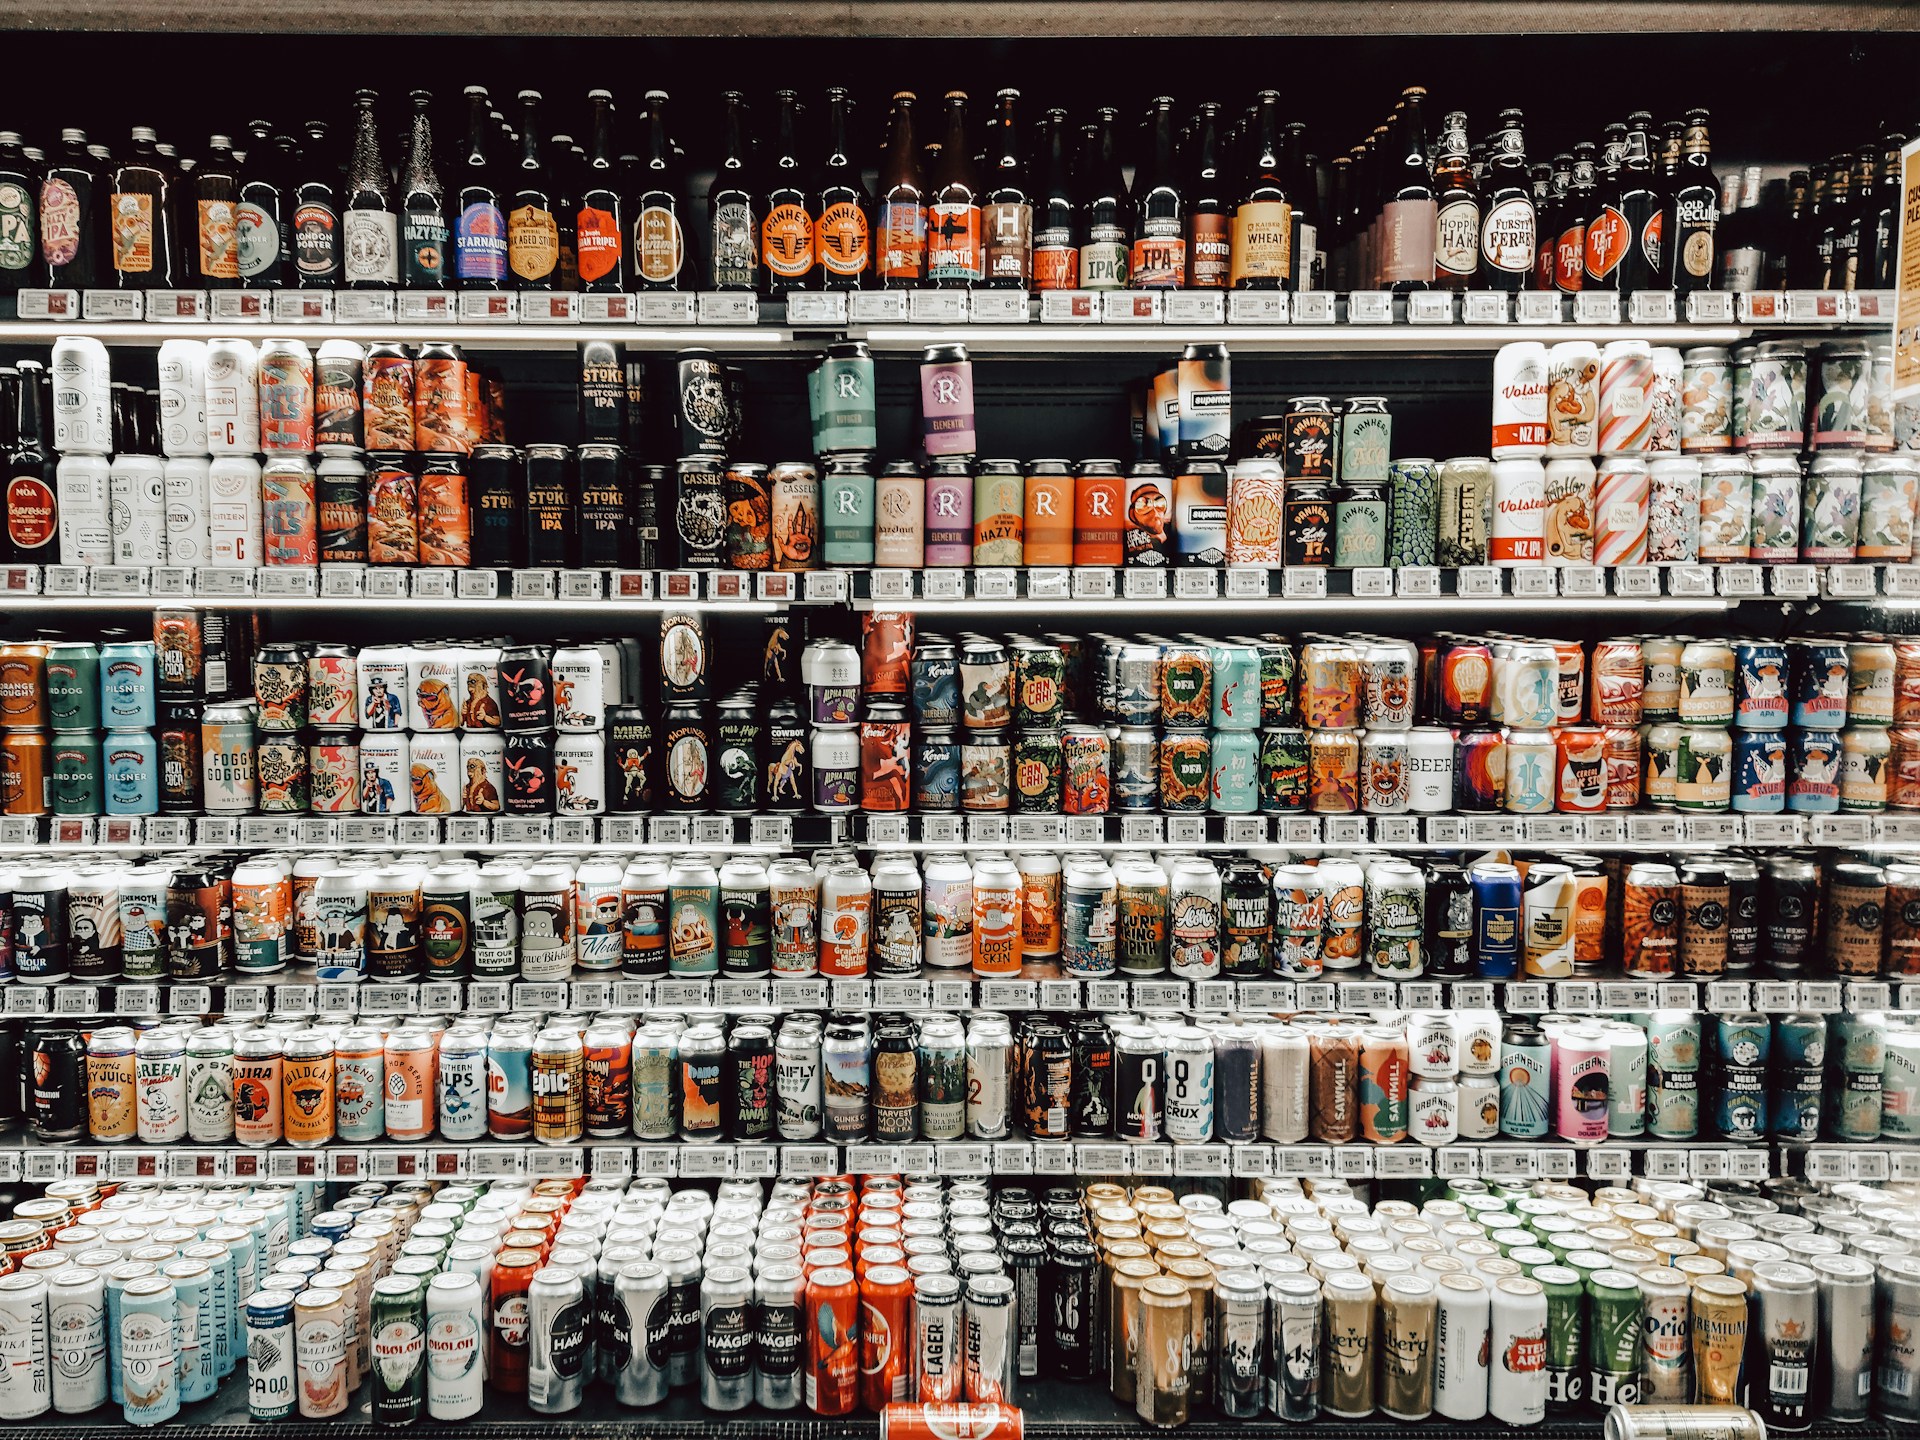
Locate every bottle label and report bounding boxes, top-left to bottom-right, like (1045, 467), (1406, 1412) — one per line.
(710, 200), (756, 288)
(1129, 217), (1185, 288)
(507, 205), (559, 282)
(403, 209), (448, 283)
(199, 198), (239, 280)
(0, 180), (32, 272)
(983, 201), (1032, 283)
(1584, 205), (1629, 280)
(1435, 199), (1479, 277)
(1033, 241), (1078, 290)
(1228, 200), (1290, 285)
(455, 201), (507, 280)
(1480, 197), (1535, 274)
(1381, 198), (1437, 285)
(1555, 223), (1585, 291)
(1081, 223), (1129, 290)
(293, 202), (337, 277)
(7, 473), (57, 552)
(343, 208), (399, 284)
(927, 201), (983, 282)
(110, 192), (155, 275)
(1188, 213), (1230, 288)
(815, 200), (870, 278)
(1679, 221), (1714, 279)
(37, 178), (79, 268)
(1718, 246), (1763, 293)
(1639, 208), (1663, 272)
(635, 205), (684, 285)
(236, 203), (280, 279)
(761, 201), (814, 280)
(576, 204), (621, 283)
(880, 199), (926, 281)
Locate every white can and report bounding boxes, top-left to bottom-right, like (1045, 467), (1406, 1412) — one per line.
(1541, 456), (1596, 566)
(163, 456), (213, 566)
(360, 732), (411, 816)
(207, 455), (264, 567)
(1491, 341), (1549, 459)
(56, 453), (112, 566)
(1256, 1023), (1309, 1144)
(554, 733), (607, 816)
(315, 868), (371, 976)
(408, 731), (461, 816)
(1487, 1275), (1548, 1425)
(0, 1271), (50, 1417)
(157, 338), (210, 457)
(205, 338), (261, 456)
(573, 858), (624, 971)
(458, 731), (504, 814)
(423, 1271), (485, 1420)
(1545, 340), (1600, 458)
(1433, 1271), (1490, 1421)
(456, 647), (503, 730)
(1409, 1074), (1458, 1147)
(518, 862), (576, 981)
(134, 1028), (188, 1144)
(356, 645), (412, 731)
(406, 648), (461, 732)
(1408, 1011), (1459, 1078)
(1489, 457), (1546, 566)
(551, 646), (605, 732)
(47, 1266), (107, 1415)
(1408, 726), (1455, 813)
(51, 335), (113, 457)
(1452, 1009), (1503, 1077)
(110, 452), (168, 566)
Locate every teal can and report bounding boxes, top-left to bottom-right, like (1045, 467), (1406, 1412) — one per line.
(821, 456), (875, 566)
(1769, 1014), (1824, 1140)
(117, 1274), (180, 1425)
(1645, 1010), (1700, 1140)
(104, 730), (159, 816)
(1210, 644), (1262, 732)
(50, 730), (103, 816)
(1828, 1011), (1886, 1142)
(1332, 478), (1388, 567)
(1209, 729), (1259, 814)
(163, 1260), (218, 1404)
(1339, 397), (1393, 481)
(45, 640), (100, 730)
(811, 340), (877, 454)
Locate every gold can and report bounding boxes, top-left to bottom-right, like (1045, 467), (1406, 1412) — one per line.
(1135, 1275), (1193, 1428)
(1322, 1269), (1377, 1417)
(1164, 1258), (1216, 1396)
(1377, 1273), (1437, 1420)
(1109, 1258), (1162, 1405)
(1688, 1273), (1749, 1404)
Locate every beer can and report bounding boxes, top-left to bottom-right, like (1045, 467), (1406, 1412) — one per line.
(118, 1275), (181, 1425)
(1490, 458), (1546, 565)
(110, 454), (168, 568)
(257, 337), (315, 453)
(157, 338), (210, 457)
(1546, 341), (1601, 458)
(1492, 342), (1548, 457)
(1388, 457), (1439, 567)
(162, 456), (213, 566)
(1597, 340), (1654, 453)
(1434, 1271), (1492, 1421)
(315, 340), (365, 453)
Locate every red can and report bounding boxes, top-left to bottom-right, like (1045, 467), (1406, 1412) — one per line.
(1603, 726), (1643, 808)
(414, 345), (469, 453)
(1552, 640), (1586, 722)
(861, 612), (915, 696)
(489, 1246), (542, 1394)
(1438, 640), (1493, 727)
(361, 343), (416, 451)
(861, 715), (911, 813)
(262, 460), (319, 566)
(1897, 642), (1920, 725)
(1554, 725), (1608, 812)
(807, 1265), (861, 1415)
(859, 1264), (914, 1412)
(1886, 861), (1920, 976)
(1589, 639), (1646, 726)
(1454, 729), (1506, 810)
(367, 463), (421, 565)
(855, 1244), (905, 1282)
(879, 1404), (1024, 1440)
(417, 462), (472, 567)
(305, 647), (357, 729)
(584, 1025), (633, 1136)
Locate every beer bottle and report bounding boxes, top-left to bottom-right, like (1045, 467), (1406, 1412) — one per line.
(1553, 143), (1592, 293)
(552, 133), (581, 291)
(1582, 122), (1628, 290)
(191, 135), (242, 290)
(292, 119), (339, 289)
(1077, 106), (1129, 291)
(1229, 92), (1288, 290)
(814, 86), (869, 289)
(453, 87), (507, 290)
(1668, 108), (1718, 294)
(1776, 169), (1816, 290)
(1866, 135), (1905, 291)
(0, 132), (35, 297)
(1610, 112), (1663, 292)
(633, 91), (686, 291)
(1432, 111), (1478, 290)
(707, 90), (758, 292)
(577, 90), (624, 293)
(1283, 122), (1319, 290)
(1380, 85), (1435, 293)
(1836, 146), (1877, 291)
(1031, 107), (1077, 289)
(235, 120), (286, 290)
(1129, 97), (1184, 288)
(1530, 154), (1566, 291)
(400, 91), (449, 291)
(927, 91), (983, 287)
(1364, 121), (1390, 285)
(1325, 153), (1352, 290)
(4, 358), (55, 565)
(110, 125), (173, 288)
(876, 91), (925, 288)
(38, 128), (96, 291)
(506, 91), (559, 291)
(1715, 163), (1765, 292)
(342, 90), (398, 290)
(1184, 102), (1229, 289)
(981, 88), (1031, 288)
(1477, 108), (1534, 293)
(760, 90), (812, 297)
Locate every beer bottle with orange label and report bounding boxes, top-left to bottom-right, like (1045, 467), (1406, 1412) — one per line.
(109, 125), (174, 289)
(1611, 112), (1663, 293)
(193, 133), (241, 291)
(760, 90), (813, 298)
(1556, 140), (1596, 292)
(707, 90), (759, 291)
(507, 90), (560, 292)
(876, 92), (925, 289)
(980, 88), (1030, 288)
(813, 87), (869, 289)
(1131, 97), (1185, 289)
(1031, 109), (1078, 290)
(632, 91), (687, 291)
(577, 90), (625, 293)
(927, 91), (983, 288)
(1583, 119), (1632, 290)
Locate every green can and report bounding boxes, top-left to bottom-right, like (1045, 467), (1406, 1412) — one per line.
(811, 341), (877, 455)
(1584, 1268), (1643, 1409)
(1646, 1010), (1701, 1140)
(45, 640), (100, 731)
(1255, 641), (1296, 726)
(1389, 458), (1439, 567)
(50, 730), (103, 816)
(1339, 397), (1392, 481)
(1332, 478), (1388, 567)
(369, 1272), (427, 1425)
(1257, 727), (1309, 813)
(821, 456), (875, 567)
(1012, 727), (1065, 815)
(1535, 1263), (1586, 1412)
(1014, 644), (1067, 729)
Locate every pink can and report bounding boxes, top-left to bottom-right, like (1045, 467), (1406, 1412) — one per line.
(1592, 458), (1651, 566)
(1603, 726), (1643, 807)
(1552, 1026), (1611, 1144)
(1597, 340), (1654, 454)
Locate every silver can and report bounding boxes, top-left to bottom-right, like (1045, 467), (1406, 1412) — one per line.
(613, 1260), (670, 1408)
(47, 1265), (105, 1415)
(752, 1262), (802, 1410)
(1814, 1253), (1874, 1422)
(698, 1265), (753, 1411)
(526, 1266), (589, 1413)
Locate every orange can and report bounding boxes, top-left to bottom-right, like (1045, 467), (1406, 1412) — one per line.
(1072, 463), (1125, 566)
(1023, 464), (1073, 565)
(1554, 725), (1609, 812)
(1553, 639), (1587, 722)
(383, 1028), (436, 1142)
(412, 345), (468, 453)
(280, 1029), (336, 1148)
(880, 1403), (1023, 1440)
(417, 463), (472, 567)
(860, 1264), (915, 1412)
(1307, 730), (1360, 814)
(0, 642), (47, 728)
(233, 1030), (284, 1146)
(0, 730), (48, 815)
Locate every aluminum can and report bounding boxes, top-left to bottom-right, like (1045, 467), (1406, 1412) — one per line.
(424, 1270), (485, 1420)
(610, 1261), (670, 1408)
(245, 1289), (297, 1421)
(753, 1263), (803, 1410)
(1813, 1253), (1874, 1422)
(1435, 1271), (1491, 1421)
(294, 1284), (348, 1418)
(119, 1275), (180, 1425)
(526, 1266), (588, 1414)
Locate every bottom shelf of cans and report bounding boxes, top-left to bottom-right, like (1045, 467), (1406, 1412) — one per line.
(0, 1166), (1915, 1434)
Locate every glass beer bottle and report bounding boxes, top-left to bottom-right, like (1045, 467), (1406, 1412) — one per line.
(814, 87), (869, 290)
(707, 90), (758, 292)
(875, 91), (925, 289)
(577, 91), (624, 294)
(760, 89), (812, 298)
(507, 90), (559, 292)
(342, 90), (398, 290)
(632, 90), (686, 291)
(400, 90), (449, 291)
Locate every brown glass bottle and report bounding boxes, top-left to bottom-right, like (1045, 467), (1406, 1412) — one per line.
(875, 92), (925, 289)
(110, 125), (173, 288)
(1432, 111), (1478, 290)
(927, 91), (982, 287)
(980, 88), (1030, 288)
(813, 87), (870, 289)
(1229, 91), (1288, 290)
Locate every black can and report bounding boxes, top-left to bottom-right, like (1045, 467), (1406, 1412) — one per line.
(1014, 644), (1067, 729)
(1013, 728), (1064, 815)
(497, 645), (554, 733)
(663, 703), (710, 811)
(1281, 478), (1335, 567)
(608, 706), (658, 813)
(632, 464), (663, 569)
(0, 1019), (22, 1132)
(1017, 1017), (1072, 1140)
(872, 1019), (918, 1144)
(913, 729), (960, 814)
(577, 442), (631, 569)
(1725, 856), (1761, 975)
(720, 872), (770, 980)
(1221, 858), (1273, 977)
(1068, 1015), (1114, 1137)
(523, 443), (576, 568)
(1003, 1235), (1045, 1375)
(910, 642), (961, 727)
(674, 456), (726, 568)
(1042, 1241), (1100, 1382)
(714, 695), (762, 815)
(11, 877), (69, 984)
(762, 698), (808, 813)
(468, 443), (521, 569)
(165, 865), (230, 980)
(315, 348), (365, 450)
(761, 614), (797, 696)
(28, 1024), (85, 1142)
(1423, 860), (1475, 979)
(623, 358), (649, 451)
(1282, 395), (1338, 481)
(317, 462), (369, 563)
(502, 731), (556, 815)
(1258, 726), (1310, 813)
(724, 1024), (775, 1140)
(578, 339), (626, 446)
(1761, 857), (1819, 975)
(675, 348), (732, 455)
(158, 703), (202, 814)
(1214, 1028), (1259, 1142)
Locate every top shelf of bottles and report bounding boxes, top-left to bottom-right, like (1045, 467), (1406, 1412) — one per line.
(0, 287), (1889, 355)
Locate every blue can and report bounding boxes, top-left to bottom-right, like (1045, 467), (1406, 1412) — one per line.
(1210, 645), (1262, 731)
(118, 1273), (179, 1425)
(1828, 1012), (1886, 1143)
(105, 730), (159, 816)
(1497, 1020), (1550, 1139)
(1733, 641), (1789, 731)
(106, 1262), (158, 1407)
(1732, 731), (1787, 813)
(1790, 640), (1850, 728)
(181, 1239), (236, 1379)
(1713, 1014), (1770, 1141)
(912, 730), (960, 812)
(909, 644), (960, 727)
(1469, 860), (1522, 980)
(99, 641), (158, 730)
(1767, 1014), (1823, 1139)
(162, 1260), (218, 1404)
(1787, 729), (1843, 813)
(310, 1210), (354, 1245)
(1208, 730), (1259, 813)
